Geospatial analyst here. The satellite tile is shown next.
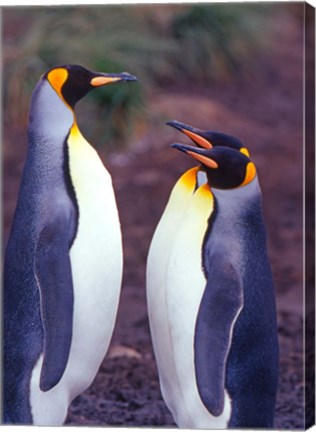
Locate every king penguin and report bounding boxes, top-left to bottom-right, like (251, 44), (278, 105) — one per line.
(3, 64), (137, 425)
(146, 121), (279, 429)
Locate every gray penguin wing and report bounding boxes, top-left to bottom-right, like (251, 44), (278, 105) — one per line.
(194, 255), (243, 416)
(35, 210), (74, 392)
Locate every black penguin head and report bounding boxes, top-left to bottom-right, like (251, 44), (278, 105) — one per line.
(172, 143), (256, 189)
(44, 64), (137, 108)
(166, 119), (250, 157)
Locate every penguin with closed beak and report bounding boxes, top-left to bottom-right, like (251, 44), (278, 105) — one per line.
(146, 121), (279, 429)
(3, 64), (137, 425)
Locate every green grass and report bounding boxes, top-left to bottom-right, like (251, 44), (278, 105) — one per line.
(169, 4), (268, 83)
(3, 4), (273, 151)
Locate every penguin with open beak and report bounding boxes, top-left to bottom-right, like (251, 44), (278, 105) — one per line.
(146, 121), (279, 428)
(166, 119), (250, 156)
(3, 65), (137, 425)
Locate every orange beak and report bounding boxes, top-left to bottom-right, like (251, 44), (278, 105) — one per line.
(90, 72), (137, 87)
(166, 120), (212, 149)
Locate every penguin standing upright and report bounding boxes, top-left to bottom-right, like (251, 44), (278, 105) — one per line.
(146, 121), (279, 429)
(3, 64), (137, 425)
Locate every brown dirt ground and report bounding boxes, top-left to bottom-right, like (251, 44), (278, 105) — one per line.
(3, 5), (311, 430)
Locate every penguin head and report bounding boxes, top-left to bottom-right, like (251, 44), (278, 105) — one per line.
(44, 64), (137, 108)
(166, 119), (249, 157)
(172, 143), (256, 190)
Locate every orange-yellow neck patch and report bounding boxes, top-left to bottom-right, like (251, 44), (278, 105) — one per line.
(178, 166), (199, 193)
(240, 147), (250, 157)
(47, 68), (69, 106)
(70, 121), (81, 138)
(196, 182), (212, 200)
(241, 161), (256, 186)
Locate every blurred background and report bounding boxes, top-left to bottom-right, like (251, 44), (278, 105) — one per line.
(2, 3), (310, 428)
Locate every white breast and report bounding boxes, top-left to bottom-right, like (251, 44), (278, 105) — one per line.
(30, 126), (123, 425)
(147, 168), (198, 418)
(147, 176), (231, 429)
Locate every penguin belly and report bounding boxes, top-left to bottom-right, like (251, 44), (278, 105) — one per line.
(147, 167), (199, 417)
(29, 126), (123, 425)
(148, 181), (231, 428)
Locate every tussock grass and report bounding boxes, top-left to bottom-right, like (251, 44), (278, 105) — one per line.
(3, 4), (271, 150)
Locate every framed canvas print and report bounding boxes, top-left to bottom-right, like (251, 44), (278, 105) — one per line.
(1, 1), (315, 429)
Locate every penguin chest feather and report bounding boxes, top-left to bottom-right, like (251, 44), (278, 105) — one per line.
(30, 125), (123, 425)
(147, 171), (231, 428)
(67, 123), (123, 374)
(147, 167), (199, 417)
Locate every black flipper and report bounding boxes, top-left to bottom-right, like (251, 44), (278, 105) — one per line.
(35, 212), (74, 392)
(194, 256), (243, 416)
